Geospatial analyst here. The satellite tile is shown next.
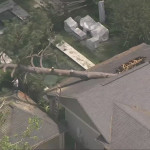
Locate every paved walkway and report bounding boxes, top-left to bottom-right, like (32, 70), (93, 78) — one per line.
(56, 41), (95, 70)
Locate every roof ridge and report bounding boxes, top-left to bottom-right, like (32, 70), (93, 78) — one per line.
(102, 62), (149, 86)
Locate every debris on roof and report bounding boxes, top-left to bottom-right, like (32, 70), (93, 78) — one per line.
(116, 56), (146, 73)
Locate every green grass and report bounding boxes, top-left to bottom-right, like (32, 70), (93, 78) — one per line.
(5, 0), (129, 86)
(58, 31), (127, 65)
(58, 31), (100, 64)
(54, 1), (128, 65)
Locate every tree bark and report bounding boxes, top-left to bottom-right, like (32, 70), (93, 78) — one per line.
(0, 63), (117, 79)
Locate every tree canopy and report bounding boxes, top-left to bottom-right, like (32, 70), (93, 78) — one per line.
(0, 10), (53, 65)
(0, 9), (54, 100)
(1, 0), (150, 149)
(105, 0), (150, 48)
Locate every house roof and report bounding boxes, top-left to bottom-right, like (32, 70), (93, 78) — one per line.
(0, 91), (63, 148)
(59, 43), (150, 98)
(0, 0), (29, 20)
(109, 102), (150, 149)
(58, 43), (150, 147)
(76, 63), (150, 143)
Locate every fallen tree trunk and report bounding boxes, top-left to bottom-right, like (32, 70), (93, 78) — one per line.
(0, 63), (117, 79)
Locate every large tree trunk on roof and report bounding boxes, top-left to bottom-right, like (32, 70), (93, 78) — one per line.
(0, 63), (116, 79)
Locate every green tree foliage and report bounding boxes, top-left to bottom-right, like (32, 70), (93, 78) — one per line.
(0, 115), (41, 150)
(105, 0), (150, 48)
(0, 10), (53, 65)
(0, 10), (54, 100)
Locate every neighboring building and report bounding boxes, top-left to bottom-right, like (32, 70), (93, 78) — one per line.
(0, 91), (65, 149)
(0, 0), (29, 34)
(0, 0), (29, 21)
(47, 43), (150, 149)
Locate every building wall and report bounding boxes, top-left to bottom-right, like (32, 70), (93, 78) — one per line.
(65, 109), (104, 149)
(36, 134), (64, 149)
(60, 97), (99, 132)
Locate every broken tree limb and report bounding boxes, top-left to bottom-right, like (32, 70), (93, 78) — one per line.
(0, 63), (117, 79)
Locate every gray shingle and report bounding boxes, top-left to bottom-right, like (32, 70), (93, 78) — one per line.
(61, 43), (150, 98)
(0, 95), (63, 148)
(59, 43), (150, 146)
(76, 63), (150, 143)
(111, 103), (150, 149)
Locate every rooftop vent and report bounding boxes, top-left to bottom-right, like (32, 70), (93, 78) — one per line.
(116, 57), (146, 74)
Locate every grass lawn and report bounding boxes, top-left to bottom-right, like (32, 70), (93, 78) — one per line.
(54, 1), (128, 66)
(0, 0), (6, 4)
(12, 0), (128, 66)
(58, 31), (127, 65)
(6, 0), (129, 87)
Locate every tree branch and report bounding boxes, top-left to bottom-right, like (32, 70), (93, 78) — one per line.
(0, 63), (117, 79)
(39, 51), (44, 68)
(0, 99), (5, 109)
(26, 40), (52, 68)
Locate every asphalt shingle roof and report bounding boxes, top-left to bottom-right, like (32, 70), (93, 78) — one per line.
(0, 92), (63, 148)
(111, 103), (150, 149)
(77, 63), (150, 143)
(60, 43), (150, 98)
(59, 43), (150, 147)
